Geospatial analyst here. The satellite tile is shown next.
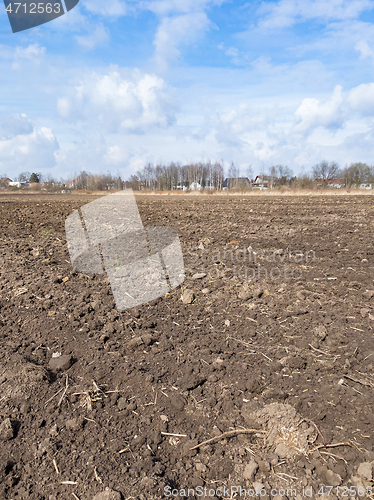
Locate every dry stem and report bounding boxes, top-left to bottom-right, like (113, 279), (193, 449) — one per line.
(190, 429), (265, 450)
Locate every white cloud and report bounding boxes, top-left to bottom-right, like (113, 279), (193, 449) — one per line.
(348, 82), (374, 115)
(57, 98), (71, 119)
(258, 0), (374, 29)
(51, 4), (90, 31)
(294, 85), (344, 133)
(14, 43), (46, 60)
(0, 43), (46, 70)
(224, 46), (244, 65)
(58, 69), (178, 132)
(225, 47), (239, 58)
(0, 115), (59, 172)
(214, 102), (275, 147)
(153, 12), (212, 70)
(82, 0), (127, 16)
(0, 114), (33, 140)
(355, 39), (374, 59)
(139, 0), (224, 16)
(75, 24), (110, 50)
(55, 132), (107, 173)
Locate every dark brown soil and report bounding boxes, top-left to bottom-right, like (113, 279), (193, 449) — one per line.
(0, 193), (374, 500)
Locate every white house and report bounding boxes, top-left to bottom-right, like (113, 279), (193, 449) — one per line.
(189, 182), (202, 191)
(8, 181), (29, 188)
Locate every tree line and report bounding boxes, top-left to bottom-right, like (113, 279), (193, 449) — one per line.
(1, 160), (374, 191)
(129, 161), (226, 190)
(128, 160), (374, 190)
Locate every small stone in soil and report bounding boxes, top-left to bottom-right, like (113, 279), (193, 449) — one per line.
(243, 460), (258, 481)
(253, 287), (264, 298)
(238, 289), (252, 301)
(357, 462), (373, 481)
(92, 488), (122, 500)
(49, 424), (58, 437)
(275, 443), (294, 459)
(360, 308), (370, 318)
(252, 482), (264, 493)
(192, 273), (207, 279)
(0, 418), (14, 441)
(48, 354), (72, 371)
(195, 462), (207, 472)
(179, 374), (206, 391)
(141, 333), (152, 346)
(127, 337), (143, 350)
(65, 417), (83, 432)
(322, 468), (342, 486)
(314, 324), (327, 340)
(182, 289), (195, 304)
(191, 476), (204, 487)
(169, 395), (186, 412)
(117, 397), (127, 411)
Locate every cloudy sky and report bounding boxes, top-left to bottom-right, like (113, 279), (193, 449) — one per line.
(1, 0), (374, 180)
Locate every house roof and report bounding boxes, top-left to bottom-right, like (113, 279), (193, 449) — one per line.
(225, 177), (250, 181)
(223, 177), (250, 187)
(313, 178), (344, 184)
(254, 176), (270, 184)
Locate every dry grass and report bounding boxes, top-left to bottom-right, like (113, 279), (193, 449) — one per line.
(134, 188), (374, 197)
(2, 188), (374, 197)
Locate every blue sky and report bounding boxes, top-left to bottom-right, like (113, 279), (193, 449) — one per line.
(1, 0), (374, 180)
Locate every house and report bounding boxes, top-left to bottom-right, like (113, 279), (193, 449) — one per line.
(174, 183), (188, 191)
(327, 179), (345, 188)
(8, 181), (29, 188)
(313, 179), (345, 188)
(66, 178), (80, 189)
(0, 177), (12, 187)
(223, 177), (251, 189)
(253, 174), (272, 189)
(189, 182), (202, 191)
(359, 183), (373, 190)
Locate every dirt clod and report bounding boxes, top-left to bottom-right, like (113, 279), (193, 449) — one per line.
(250, 403), (313, 457)
(243, 460), (258, 481)
(92, 488), (122, 500)
(48, 354), (72, 371)
(0, 418), (13, 441)
(357, 462), (373, 481)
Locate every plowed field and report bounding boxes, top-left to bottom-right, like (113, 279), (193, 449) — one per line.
(0, 193), (373, 500)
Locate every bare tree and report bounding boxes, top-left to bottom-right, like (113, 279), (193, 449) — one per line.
(312, 161), (340, 182)
(247, 164), (253, 182)
(18, 172), (31, 182)
(274, 165), (294, 185)
(228, 161), (239, 187)
(213, 161), (224, 190)
(343, 162), (371, 187)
